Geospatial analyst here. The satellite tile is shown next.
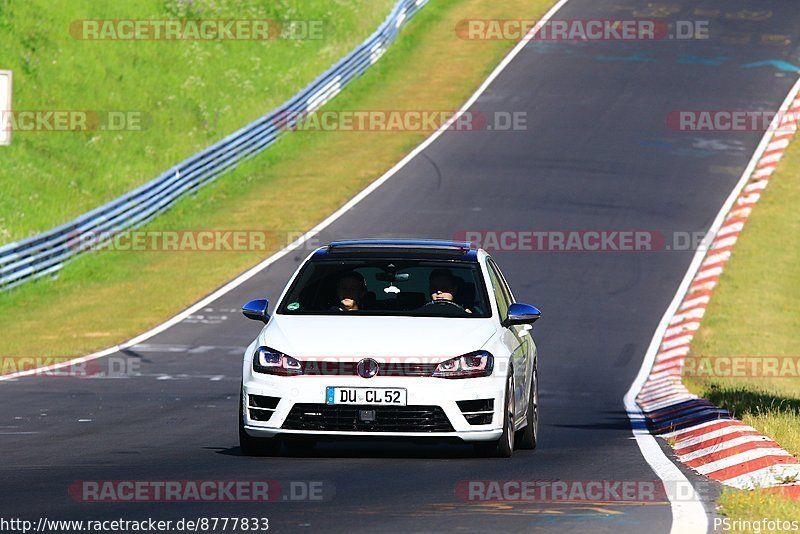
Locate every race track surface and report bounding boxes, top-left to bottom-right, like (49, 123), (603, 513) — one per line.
(3, 1), (800, 532)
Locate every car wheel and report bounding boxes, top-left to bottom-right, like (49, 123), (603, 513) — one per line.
(239, 388), (282, 456)
(516, 363), (538, 450)
(474, 372), (515, 458)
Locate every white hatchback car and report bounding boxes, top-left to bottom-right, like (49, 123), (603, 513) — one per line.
(239, 239), (541, 457)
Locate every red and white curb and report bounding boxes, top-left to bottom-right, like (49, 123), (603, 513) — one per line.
(636, 88), (800, 491)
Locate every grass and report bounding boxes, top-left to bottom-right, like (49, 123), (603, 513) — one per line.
(717, 490), (800, 533)
(683, 125), (800, 523)
(0, 0), (555, 358)
(0, 0), (395, 243)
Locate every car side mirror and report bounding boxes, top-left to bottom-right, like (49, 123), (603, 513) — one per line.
(242, 299), (270, 323)
(503, 303), (541, 327)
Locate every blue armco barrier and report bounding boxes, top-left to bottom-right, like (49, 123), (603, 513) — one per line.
(0, 0), (428, 291)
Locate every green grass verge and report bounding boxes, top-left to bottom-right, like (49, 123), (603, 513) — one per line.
(683, 129), (800, 521)
(0, 0), (395, 243)
(0, 0), (555, 358)
(717, 489), (800, 533)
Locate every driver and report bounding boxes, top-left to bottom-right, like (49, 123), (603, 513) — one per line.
(428, 269), (472, 313)
(333, 271), (367, 312)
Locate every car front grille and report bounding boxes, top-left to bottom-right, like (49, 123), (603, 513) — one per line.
(299, 361), (438, 377)
(282, 403), (454, 432)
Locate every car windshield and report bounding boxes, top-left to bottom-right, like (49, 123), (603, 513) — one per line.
(277, 259), (491, 318)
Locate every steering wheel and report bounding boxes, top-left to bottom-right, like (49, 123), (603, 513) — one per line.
(423, 299), (466, 311)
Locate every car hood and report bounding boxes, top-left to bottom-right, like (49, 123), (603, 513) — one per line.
(258, 315), (497, 360)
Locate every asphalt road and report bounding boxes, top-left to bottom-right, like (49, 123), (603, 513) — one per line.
(3, 0), (800, 532)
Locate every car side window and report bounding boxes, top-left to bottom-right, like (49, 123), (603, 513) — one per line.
(490, 260), (515, 304)
(486, 261), (510, 322)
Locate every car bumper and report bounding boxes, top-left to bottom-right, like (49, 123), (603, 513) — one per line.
(242, 374), (506, 442)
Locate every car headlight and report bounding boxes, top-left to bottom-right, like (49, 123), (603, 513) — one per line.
(252, 346), (303, 376)
(432, 350), (493, 379)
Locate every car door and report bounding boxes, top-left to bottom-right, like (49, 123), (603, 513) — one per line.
(486, 259), (531, 424)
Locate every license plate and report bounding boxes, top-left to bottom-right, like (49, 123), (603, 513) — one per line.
(326, 387), (407, 406)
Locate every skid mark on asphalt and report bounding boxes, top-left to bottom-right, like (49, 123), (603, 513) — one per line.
(427, 501), (659, 514)
(526, 44), (796, 71)
(182, 307), (241, 325)
(638, 137), (750, 160)
(270, 502), (649, 522)
(148, 373), (234, 381)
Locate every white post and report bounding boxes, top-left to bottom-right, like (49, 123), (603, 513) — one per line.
(0, 70), (11, 146)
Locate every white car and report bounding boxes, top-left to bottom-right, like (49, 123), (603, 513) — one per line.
(239, 239), (541, 457)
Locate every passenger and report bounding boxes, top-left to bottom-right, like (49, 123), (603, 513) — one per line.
(333, 271), (367, 311)
(428, 269), (471, 313)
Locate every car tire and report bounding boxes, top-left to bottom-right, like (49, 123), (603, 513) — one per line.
(239, 388), (282, 456)
(474, 372), (515, 458)
(516, 363), (538, 450)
